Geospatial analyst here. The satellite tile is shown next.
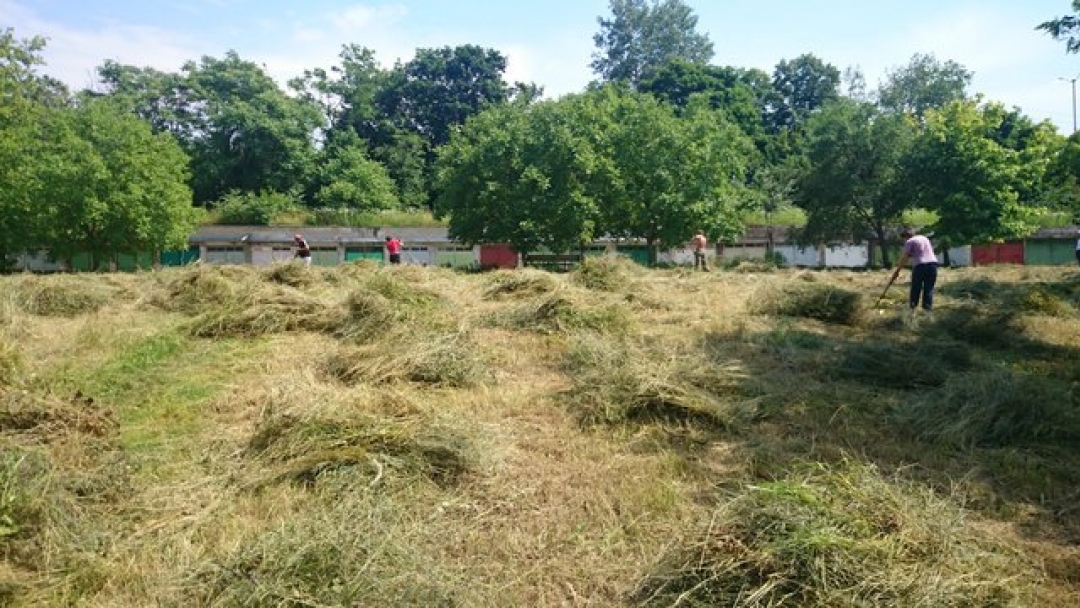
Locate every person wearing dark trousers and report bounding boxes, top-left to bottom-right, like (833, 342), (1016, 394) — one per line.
(1074, 231), (1080, 266)
(895, 227), (938, 325)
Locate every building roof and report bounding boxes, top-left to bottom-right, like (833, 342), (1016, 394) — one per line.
(188, 225), (453, 245)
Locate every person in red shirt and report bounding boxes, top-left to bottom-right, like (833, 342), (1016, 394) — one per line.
(385, 235), (402, 265)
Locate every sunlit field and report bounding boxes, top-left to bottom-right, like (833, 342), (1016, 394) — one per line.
(2, 259), (1078, 607)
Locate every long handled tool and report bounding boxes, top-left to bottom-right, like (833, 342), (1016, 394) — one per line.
(874, 267), (902, 308)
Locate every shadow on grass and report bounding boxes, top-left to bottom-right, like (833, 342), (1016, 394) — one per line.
(625, 309), (1080, 605)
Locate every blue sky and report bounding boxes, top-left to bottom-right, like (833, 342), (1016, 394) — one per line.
(3, 0), (1080, 132)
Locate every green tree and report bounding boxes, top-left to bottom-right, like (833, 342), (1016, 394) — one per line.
(43, 99), (196, 267)
(434, 98), (609, 256)
(378, 45), (511, 208)
(909, 100), (1040, 246)
(594, 89), (755, 263)
(380, 45), (510, 149)
(314, 133), (399, 211)
(591, 0), (714, 87)
(876, 53), (971, 118)
(182, 52), (323, 205)
(1038, 1), (1080, 52)
(1043, 132), (1080, 221)
(768, 54), (841, 134)
(793, 100), (917, 267)
(94, 60), (194, 137)
(0, 29), (72, 267)
(435, 88), (755, 261)
(639, 59), (773, 153)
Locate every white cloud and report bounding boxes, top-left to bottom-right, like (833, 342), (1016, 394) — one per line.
(1, 1), (206, 90)
(333, 4), (409, 32)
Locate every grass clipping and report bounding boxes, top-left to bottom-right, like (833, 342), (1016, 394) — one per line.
(636, 460), (1040, 607)
(324, 329), (488, 388)
(244, 398), (477, 491)
(4, 274), (119, 317)
(758, 282), (864, 326)
(562, 333), (751, 430)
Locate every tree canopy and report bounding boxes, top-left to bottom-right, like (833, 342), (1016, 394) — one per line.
(591, 0), (714, 87)
(793, 100), (916, 266)
(1038, 1), (1080, 53)
(434, 87), (755, 260)
(2, 11), (1076, 269)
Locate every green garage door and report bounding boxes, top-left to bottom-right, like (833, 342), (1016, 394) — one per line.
(161, 247), (200, 266)
(616, 246), (650, 266)
(345, 247), (384, 263)
(1025, 239), (1075, 265)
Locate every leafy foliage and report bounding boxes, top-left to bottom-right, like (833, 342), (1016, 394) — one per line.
(768, 53), (841, 134)
(591, 0), (714, 86)
(793, 100), (916, 265)
(211, 190), (301, 226)
(910, 101), (1041, 245)
(876, 53), (972, 118)
(1037, 0), (1080, 53)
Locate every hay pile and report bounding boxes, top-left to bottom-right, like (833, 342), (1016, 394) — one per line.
(635, 460), (1034, 607)
(759, 282), (864, 326)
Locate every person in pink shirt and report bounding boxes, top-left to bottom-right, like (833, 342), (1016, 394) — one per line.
(895, 227), (938, 315)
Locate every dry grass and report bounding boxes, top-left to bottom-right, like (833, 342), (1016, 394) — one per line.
(0, 262), (1078, 607)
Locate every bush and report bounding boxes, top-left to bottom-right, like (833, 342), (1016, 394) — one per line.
(308, 207), (371, 227)
(211, 190), (301, 226)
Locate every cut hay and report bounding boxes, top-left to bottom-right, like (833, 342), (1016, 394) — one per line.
(760, 283), (864, 325)
(149, 264), (249, 315)
(323, 330), (488, 388)
(895, 370), (1080, 448)
(635, 460), (1036, 607)
(1019, 285), (1075, 317)
(934, 305), (1019, 349)
(262, 262), (320, 288)
(244, 404), (477, 490)
(334, 290), (400, 342)
(562, 334), (751, 431)
(831, 339), (974, 389)
(482, 269), (561, 300)
(570, 255), (635, 291)
(0, 388), (116, 438)
(497, 293), (633, 334)
(6, 275), (117, 317)
(0, 338), (21, 387)
(186, 287), (342, 339)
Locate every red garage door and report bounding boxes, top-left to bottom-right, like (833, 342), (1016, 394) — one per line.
(479, 244), (518, 269)
(972, 242), (1024, 265)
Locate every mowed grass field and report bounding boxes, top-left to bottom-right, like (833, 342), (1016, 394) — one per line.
(1, 258), (1079, 607)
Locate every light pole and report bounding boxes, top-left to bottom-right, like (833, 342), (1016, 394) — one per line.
(1060, 76), (1078, 133)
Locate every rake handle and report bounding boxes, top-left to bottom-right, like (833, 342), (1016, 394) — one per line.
(875, 267), (901, 307)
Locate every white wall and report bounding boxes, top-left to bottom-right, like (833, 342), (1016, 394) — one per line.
(775, 245), (823, 267)
(946, 246), (971, 266)
(824, 243), (869, 268)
